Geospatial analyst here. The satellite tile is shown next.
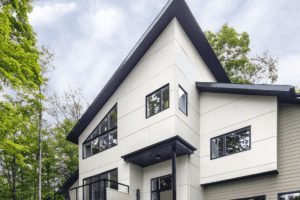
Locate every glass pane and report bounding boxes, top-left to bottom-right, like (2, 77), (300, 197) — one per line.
(178, 87), (187, 114)
(151, 192), (159, 200)
(225, 129), (250, 155)
(147, 90), (161, 117)
(279, 192), (300, 200)
(151, 179), (158, 191)
(161, 86), (169, 110)
(160, 175), (172, 191)
(84, 142), (92, 158)
(91, 138), (100, 155)
(108, 106), (117, 129)
(100, 117), (108, 134)
(109, 129), (117, 148)
(91, 177), (101, 200)
(108, 169), (118, 190)
(211, 136), (224, 159)
(100, 134), (109, 151)
(91, 128), (99, 138)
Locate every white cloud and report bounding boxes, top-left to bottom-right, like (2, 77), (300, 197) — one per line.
(29, 2), (77, 26)
(278, 54), (300, 87)
(78, 5), (125, 41)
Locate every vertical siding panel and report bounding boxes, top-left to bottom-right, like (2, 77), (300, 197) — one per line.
(203, 104), (300, 200)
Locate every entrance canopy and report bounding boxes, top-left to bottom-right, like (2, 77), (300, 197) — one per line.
(121, 136), (196, 167)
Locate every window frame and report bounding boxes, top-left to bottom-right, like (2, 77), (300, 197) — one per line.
(151, 174), (173, 200)
(178, 85), (188, 116)
(82, 104), (118, 159)
(210, 126), (251, 160)
(145, 84), (170, 119)
(278, 191), (300, 200)
(83, 168), (118, 200)
(233, 195), (266, 200)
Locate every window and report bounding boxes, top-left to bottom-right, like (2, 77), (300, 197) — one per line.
(211, 126), (251, 159)
(278, 191), (300, 200)
(178, 85), (187, 115)
(146, 84), (169, 118)
(83, 169), (118, 200)
(151, 175), (172, 200)
(234, 195), (266, 200)
(83, 104), (117, 158)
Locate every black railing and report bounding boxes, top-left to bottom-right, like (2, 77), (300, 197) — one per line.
(55, 179), (129, 200)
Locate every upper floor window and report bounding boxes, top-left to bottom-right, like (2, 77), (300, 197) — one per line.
(211, 126), (251, 159)
(278, 191), (300, 200)
(83, 104), (117, 159)
(178, 85), (187, 115)
(146, 84), (169, 118)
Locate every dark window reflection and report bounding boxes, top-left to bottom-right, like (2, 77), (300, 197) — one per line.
(279, 192), (300, 200)
(211, 127), (251, 159)
(146, 85), (169, 118)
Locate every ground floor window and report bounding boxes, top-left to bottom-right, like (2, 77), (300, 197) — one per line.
(278, 191), (300, 200)
(235, 195), (266, 200)
(83, 169), (118, 200)
(151, 174), (172, 200)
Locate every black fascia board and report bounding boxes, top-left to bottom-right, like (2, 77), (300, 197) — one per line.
(196, 82), (300, 104)
(67, 0), (230, 144)
(57, 170), (79, 194)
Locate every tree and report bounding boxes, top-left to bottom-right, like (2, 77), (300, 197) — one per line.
(205, 24), (278, 84)
(0, 0), (42, 91)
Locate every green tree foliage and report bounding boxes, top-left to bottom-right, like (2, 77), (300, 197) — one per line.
(205, 24), (278, 84)
(0, 0), (42, 91)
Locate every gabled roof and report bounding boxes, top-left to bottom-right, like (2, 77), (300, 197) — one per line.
(196, 82), (300, 104)
(67, 0), (230, 144)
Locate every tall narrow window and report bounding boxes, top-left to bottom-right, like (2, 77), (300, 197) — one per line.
(151, 175), (172, 200)
(146, 84), (169, 118)
(83, 104), (118, 158)
(178, 85), (187, 115)
(211, 126), (251, 159)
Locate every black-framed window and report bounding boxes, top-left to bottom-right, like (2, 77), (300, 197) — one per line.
(83, 104), (117, 158)
(151, 175), (172, 200)
(178, 85), (187, 115)
(146, 84), (169, 118)
(234, 195), (266, 200)
(83, 169), (118, 200)
(211, 126), (251, 159)
(278, 191), (300, 200)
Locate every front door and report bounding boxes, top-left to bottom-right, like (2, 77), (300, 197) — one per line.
(151, 175), (172, 200)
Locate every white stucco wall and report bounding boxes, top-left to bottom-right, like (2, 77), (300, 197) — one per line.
(199, 93), (278, 184)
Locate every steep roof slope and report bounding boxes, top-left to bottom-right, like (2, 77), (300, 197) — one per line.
(67, 0), (230, 144)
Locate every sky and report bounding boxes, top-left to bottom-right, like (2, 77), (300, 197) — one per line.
(29, 0), (300, 102)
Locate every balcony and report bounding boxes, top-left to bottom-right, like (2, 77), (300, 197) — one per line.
(55, 179), (130, 200)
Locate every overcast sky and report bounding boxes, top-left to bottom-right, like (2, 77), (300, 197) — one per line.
(29, 0), (300, 102)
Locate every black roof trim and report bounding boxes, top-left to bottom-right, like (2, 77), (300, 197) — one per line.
(196, 82), (300, 104)
(67, 0), (230, 144)
(56, 170), (79, 194)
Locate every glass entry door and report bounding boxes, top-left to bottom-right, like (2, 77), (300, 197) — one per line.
(151, 175), (172, 200)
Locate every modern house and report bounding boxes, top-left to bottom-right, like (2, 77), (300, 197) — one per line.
(57, 0), (300, 199)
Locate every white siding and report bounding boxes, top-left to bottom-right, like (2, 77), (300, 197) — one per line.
(203, 104), (300, 200)
(199, 92), (278, 184)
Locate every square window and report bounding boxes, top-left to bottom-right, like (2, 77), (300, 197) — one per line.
(178, 86), (187, 115)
